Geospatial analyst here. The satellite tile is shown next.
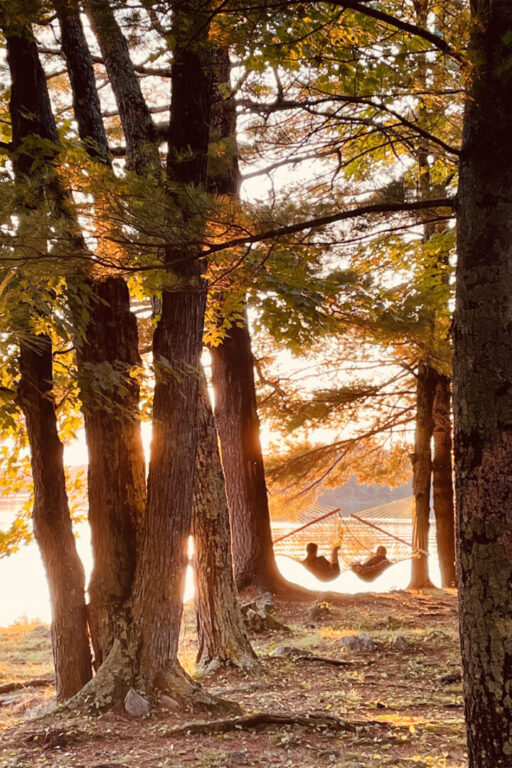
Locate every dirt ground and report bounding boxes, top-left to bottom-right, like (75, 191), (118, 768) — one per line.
(0, 589), (466, 768)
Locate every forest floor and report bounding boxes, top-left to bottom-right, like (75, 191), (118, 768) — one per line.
(0, 588), (466, 768)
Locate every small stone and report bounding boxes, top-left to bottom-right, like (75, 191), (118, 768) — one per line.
(337, 634), (376, 652)
(124, 688), (151, 717)
(272, 646), (312, 658)
(160, 694), (180, 711)
(393, 635), (409, 651)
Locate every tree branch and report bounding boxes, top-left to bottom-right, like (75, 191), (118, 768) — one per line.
(328, 0), (464, 63)
(204, 197), (455, 255)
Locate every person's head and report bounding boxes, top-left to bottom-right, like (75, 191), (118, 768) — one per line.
(376, 546), (387, 557)
(306, 542), (318, 557)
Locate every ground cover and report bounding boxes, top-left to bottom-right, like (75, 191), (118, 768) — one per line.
(0, 590), (465, 767)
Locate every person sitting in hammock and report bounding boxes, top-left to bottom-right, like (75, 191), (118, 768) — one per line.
(302, 542), (340, 581)
(351, 545), (391, 578)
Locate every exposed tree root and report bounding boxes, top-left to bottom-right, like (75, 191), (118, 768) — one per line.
(196, 649), (259, 678)
(156, 663), (241, 714)
(0, 676), (55, 694)
(298, 655), (373, 668)
(63, 639), (134, 713)
(58, 637), (240, 716)
(164, 711), (359, 736)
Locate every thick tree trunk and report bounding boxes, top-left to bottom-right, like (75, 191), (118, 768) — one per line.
(18, 337), (92, 700)
(210, 321), (282, 591)
(56, 5), (146, 664)
(4, 22), (92, 700)
(454, 2), (512, 764)
(78, 277), (146, 666)
(207, 49), (281, 592)
(409, 361), (435, 589)
(432, 372), (456, 588)
(193, 370), (257, 673)
(9, 11), (147, 667)
(129, 0), (214, 693)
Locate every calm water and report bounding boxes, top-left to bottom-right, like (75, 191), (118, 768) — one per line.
(0, 503), (441, 627)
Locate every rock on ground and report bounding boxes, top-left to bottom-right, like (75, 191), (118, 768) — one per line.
(337, 634), (376, 652)
(124, 689), (151, 717)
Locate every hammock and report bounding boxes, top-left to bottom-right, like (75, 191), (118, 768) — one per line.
(270, 495), (422, 579)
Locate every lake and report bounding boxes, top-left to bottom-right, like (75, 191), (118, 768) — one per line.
(0, 500), (442, 627)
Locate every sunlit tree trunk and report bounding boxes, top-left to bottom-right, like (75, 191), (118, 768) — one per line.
(9, 5), (147, 668)
(208, 48), (282, 592)
(5, 21), (92, 701)
(129, 0), (217, 697)
(211, 323), (283, 591)
(454, 1), (512, 764)
(193, 370), (257, 672)
(18, 337), (93, 700)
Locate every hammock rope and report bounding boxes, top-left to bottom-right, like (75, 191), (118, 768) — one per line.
(270, 495), (421, 569)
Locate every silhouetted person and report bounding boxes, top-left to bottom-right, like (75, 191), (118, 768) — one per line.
(351, 546), (391, 580)
(302, 542), (340, 581)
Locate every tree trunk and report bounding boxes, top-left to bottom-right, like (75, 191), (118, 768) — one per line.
(78, 277), (146, 666)
(190, 45), (255, 670)
(454, 2), (512, 764)
(432, 372), (456, 587)
(193, 369), (257, 673)
(56, 4), (146, 664)
(409, 361), (435, 589)
(129, 0), (214, 693)
(18, 337), (92, 700)
(9, 10), (147, 667)
(54, 0), (109, 162)
(84, 0), (159, 174)
(210, 321), (282, 591)
(207, 49), (281, 592)
(4, 20), (92, 700)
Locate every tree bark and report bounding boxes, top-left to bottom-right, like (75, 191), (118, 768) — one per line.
(130, 0), (213, 692)
(9, 8), (147, 667)
(56, 2), (146, 665)
(4, 20), (93, 701)
(207, 49), (282, 592)
(18, 337), (92, 700)
(189, 45), (256, 671)
(84, 0), (160, 174)
(409, 361), (435, 589)
(78, 276), (146, 666)
(210, 321), (282, 591)
(454, 1), (512, 764)
(432, 372), (456, 587)
(54, 0), (109, 162)
(193, 369), (257, 673)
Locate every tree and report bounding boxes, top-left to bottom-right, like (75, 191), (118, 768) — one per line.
(2, 12), (93, 699)
(453, 0), (512, 763)
(193, 369), (257, 672)
(54, 0), (147, 665)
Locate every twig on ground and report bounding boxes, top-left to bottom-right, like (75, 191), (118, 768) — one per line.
(162, 711), (381, 736)
(0, 676), (55, 694)
(298, 655), (374, 667)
